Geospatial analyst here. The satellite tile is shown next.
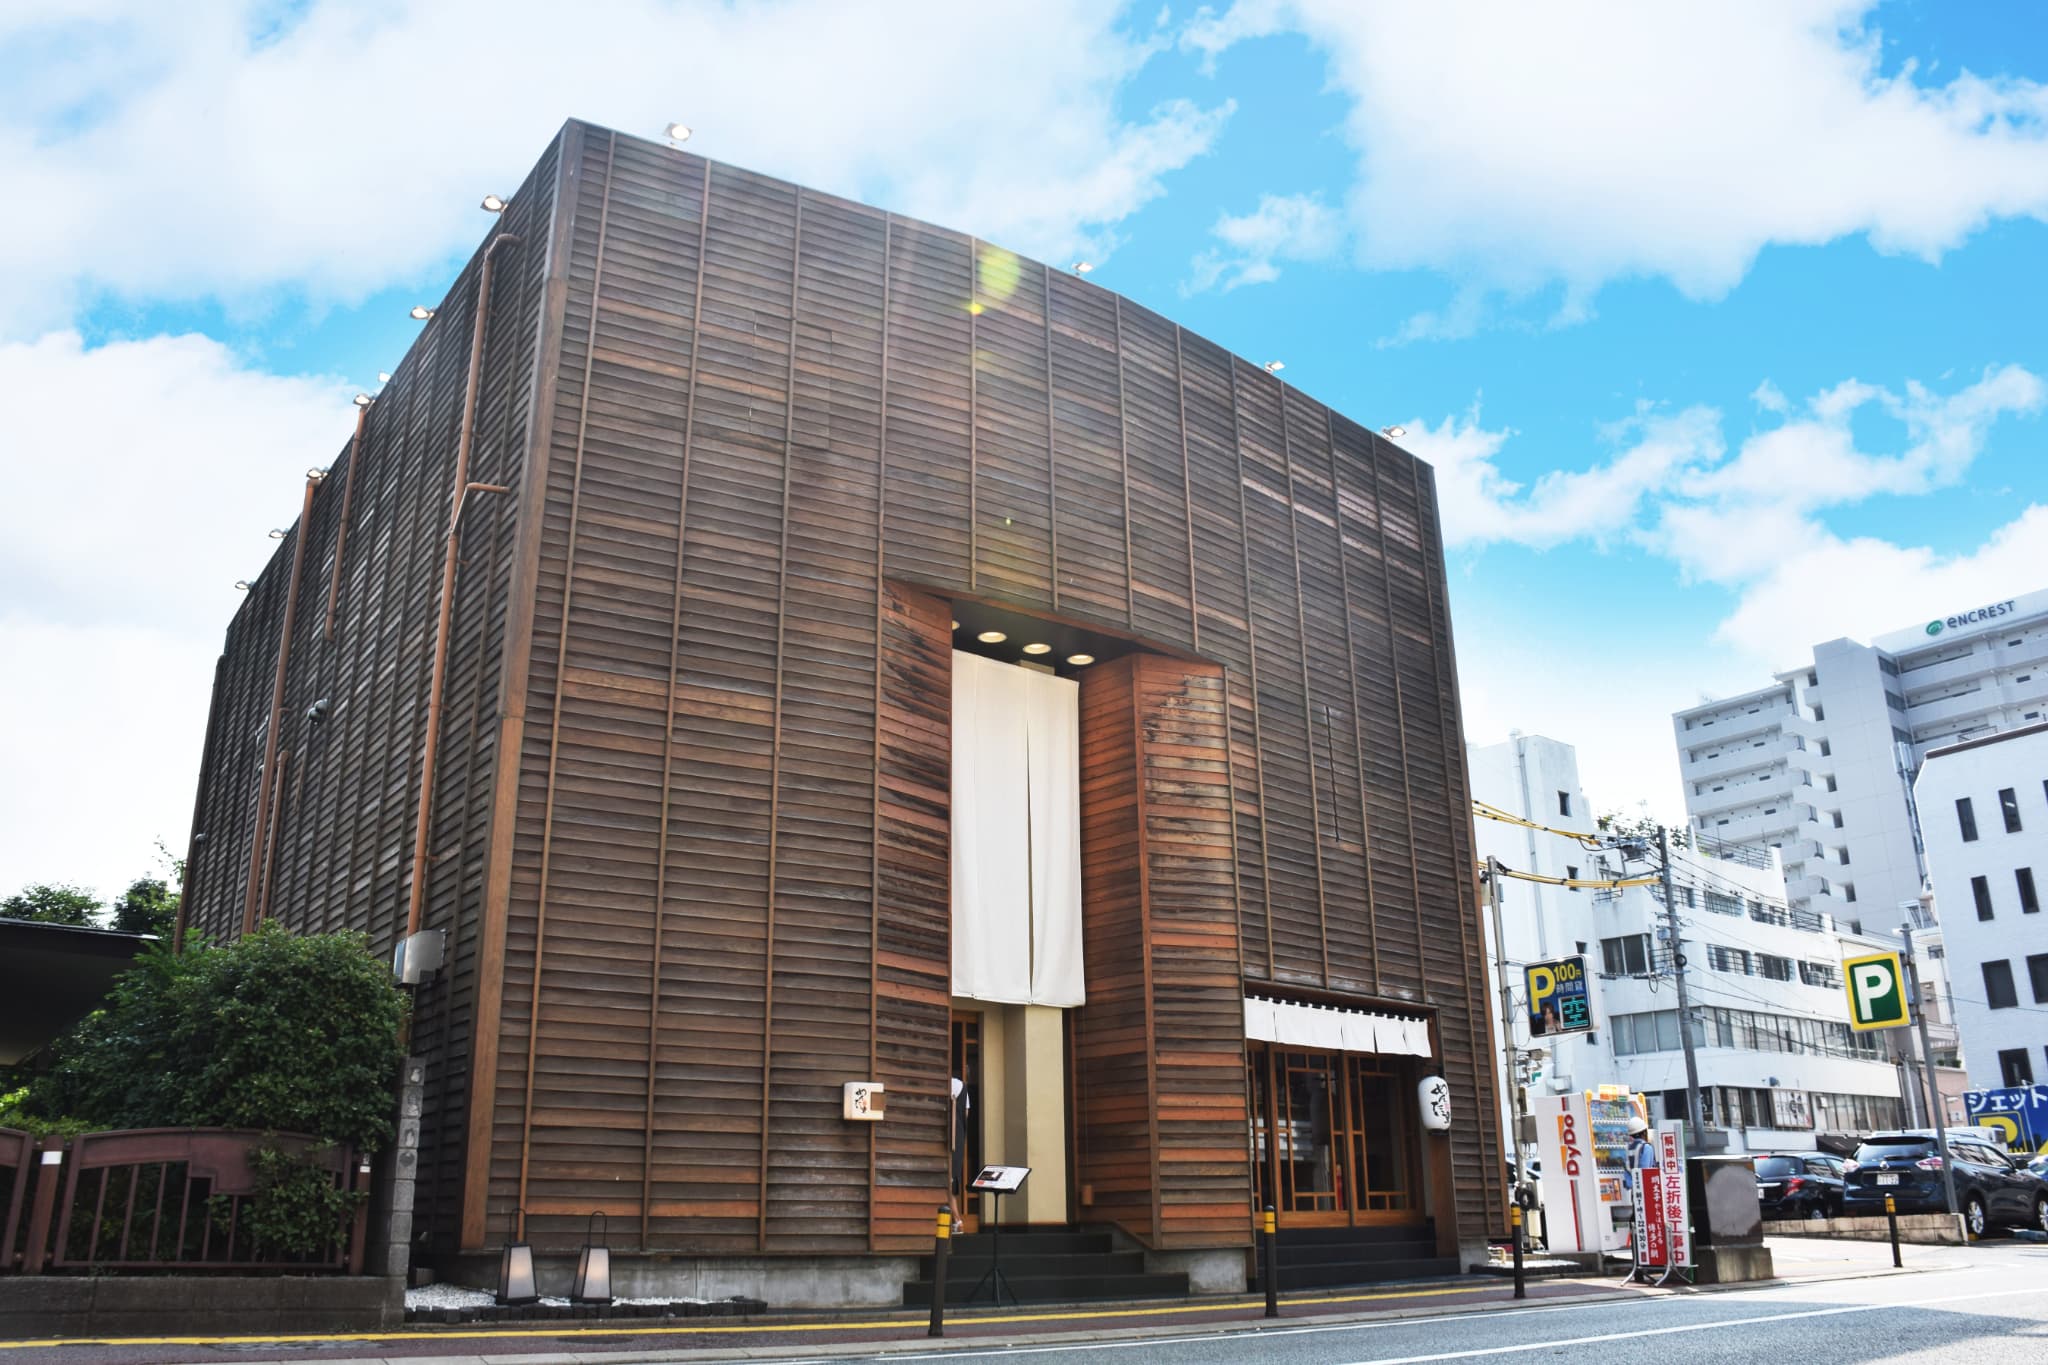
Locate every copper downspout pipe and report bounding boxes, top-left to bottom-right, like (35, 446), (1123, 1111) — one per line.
(240, 473), (321, 936)
(403, 232), (520, 941)
(323, 403), (370, 641)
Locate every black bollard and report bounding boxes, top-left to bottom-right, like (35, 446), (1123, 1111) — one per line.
(1262, 1205), (1279, 1319)
(1886, 1194), (1901, 1268)
(1511, 1203), (1526, 1300)
(928, 1206), (953, 1338)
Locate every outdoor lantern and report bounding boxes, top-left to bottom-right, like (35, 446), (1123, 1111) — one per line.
(496, 1210), (538, 1306)
(571, 1211), (612, 1304)
(1418, 1074), (1453, 1132)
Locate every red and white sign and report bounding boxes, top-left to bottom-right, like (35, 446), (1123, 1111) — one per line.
(1533, 1094), (1604, 1254)
(1658, 1127), (1692, 1268)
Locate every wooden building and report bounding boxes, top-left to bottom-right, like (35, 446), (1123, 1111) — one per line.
(180, 118), (1505, 1300)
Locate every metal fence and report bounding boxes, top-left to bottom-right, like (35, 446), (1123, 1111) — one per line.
(1, 1127), (367, 1275)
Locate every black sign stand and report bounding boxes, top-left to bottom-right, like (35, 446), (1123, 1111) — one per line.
(966, 1165), (1028, 1307)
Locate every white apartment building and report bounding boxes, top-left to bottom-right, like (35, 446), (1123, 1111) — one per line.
(1915, 722), (2048, 1090)
(1672, 586), (2048, 936)
(1471, 733), (1904, 1155)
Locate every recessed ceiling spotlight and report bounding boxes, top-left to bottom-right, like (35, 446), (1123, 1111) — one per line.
(353, 393), (372, 407)
(665, 122), (693, 144)
(1066, 653), (1095, 666)
(977, 630), (1007, 644)
(1262, 360), (1285, 373)
(1382, 424), (1407, 438)
(951, 620), (960, 630)
(481, 193), (507, 213)
(1022, 642), (1051, 655)
(410, 305), (435, 320)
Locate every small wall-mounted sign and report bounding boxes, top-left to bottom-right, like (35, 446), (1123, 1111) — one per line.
(842, 1081), (886, 1121)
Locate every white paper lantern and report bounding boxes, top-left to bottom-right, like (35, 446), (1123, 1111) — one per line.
(1418, 1075), (1453, 1131)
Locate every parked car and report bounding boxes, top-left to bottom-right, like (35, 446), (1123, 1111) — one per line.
(1753, 1152), (1845, 1219)
(1841, 1132), (2048, 1237)
(2028, 1152), (2048, 1182)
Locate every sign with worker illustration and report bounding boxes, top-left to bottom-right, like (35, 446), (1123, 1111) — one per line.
(1524, 955), (1593, 1036)
(1841, 950), (1909, 1032)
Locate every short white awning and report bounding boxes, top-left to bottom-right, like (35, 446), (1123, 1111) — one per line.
(1243, 996), (1433, 1058)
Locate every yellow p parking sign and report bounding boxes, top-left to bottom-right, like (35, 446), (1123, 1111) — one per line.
(1842, 951), (1908, 1032)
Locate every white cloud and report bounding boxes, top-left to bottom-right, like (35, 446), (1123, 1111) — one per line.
(1404, 402), (1721, 551)
(0, 0), (1230, 334)
(1183, 1), (2048, 310)
(1186, 191), (1343, 292)
(0, 330), (352, 898)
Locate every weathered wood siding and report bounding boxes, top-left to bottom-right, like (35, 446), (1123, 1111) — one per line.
(1074, 655), (1248, 1249)
(187, 116), (1503, 1261)
(178, 135), (562, 1258)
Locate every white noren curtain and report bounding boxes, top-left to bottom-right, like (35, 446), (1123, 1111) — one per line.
(951, 651), (1085, 1006)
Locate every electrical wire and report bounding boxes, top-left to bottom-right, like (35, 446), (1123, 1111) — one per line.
(1479, 860), (1660, 890)
(1473, 800), (1605, 849)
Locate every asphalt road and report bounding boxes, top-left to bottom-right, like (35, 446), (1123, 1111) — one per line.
(775, 1242), (2048, 1365)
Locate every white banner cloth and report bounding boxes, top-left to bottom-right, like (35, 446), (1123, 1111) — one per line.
(951, 651), (1085, 1006)
(1241, 996), (1434, 1058)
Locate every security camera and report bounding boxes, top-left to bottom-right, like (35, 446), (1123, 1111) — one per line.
(306, 698), (332, 724)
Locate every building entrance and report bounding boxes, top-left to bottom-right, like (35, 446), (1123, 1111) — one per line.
(1247, 1042), (1421, 1226)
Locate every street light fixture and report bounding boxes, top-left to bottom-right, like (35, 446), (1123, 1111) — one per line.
(481, 193), (507, 213)
(1382, 425), (1407, 438)
(665, 122), (693, 144)
(1262, 360), (1284, 374)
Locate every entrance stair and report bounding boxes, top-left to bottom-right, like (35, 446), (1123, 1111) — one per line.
(1254, 1220), (1459, 1291)
(901, 1226), (1189, 1306)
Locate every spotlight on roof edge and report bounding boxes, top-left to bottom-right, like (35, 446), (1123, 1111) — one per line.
(1382, 425), (1407, 438)
(378, 372), (391, 383)
(234, 580), (252, 591)
(1071, 261), (1093, 275)
(410, 305), (435, 320)
(665, 122), (693, 143)
(481, 193), (508, 213)
(268, 528), (286, 539)
(353, 393), (372, 407)
(1263, 360), (1284, 373)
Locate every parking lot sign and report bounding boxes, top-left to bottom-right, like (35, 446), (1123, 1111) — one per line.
(1842, 951), (1908, 1032)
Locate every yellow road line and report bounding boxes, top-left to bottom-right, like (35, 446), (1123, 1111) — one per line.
(0, 1279), (1567, 1350)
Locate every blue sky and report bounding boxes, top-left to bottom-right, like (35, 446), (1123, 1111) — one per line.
(3, 0), (2046, 899)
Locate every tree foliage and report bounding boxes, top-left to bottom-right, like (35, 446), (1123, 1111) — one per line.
(2, 883), (103, 926)
(1595, 809), (1690, 852)
(28, 923), (407, 1153)
(109, 877), (178, 937)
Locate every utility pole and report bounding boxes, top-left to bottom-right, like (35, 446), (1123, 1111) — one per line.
(1899, 923), (1960, 1219)
(1485, 857), (1527, 1249)
(1659, 826), (1706, 1146)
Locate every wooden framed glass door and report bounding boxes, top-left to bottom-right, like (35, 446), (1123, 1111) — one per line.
(1247, 1041), (1422, 1227)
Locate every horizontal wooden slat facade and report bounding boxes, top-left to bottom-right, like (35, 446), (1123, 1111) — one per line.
(185, 117), (1503, 1265)
(1074, 655), (1249, 1249)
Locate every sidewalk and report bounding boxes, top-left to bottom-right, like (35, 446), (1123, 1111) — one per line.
(0, 1236), (1953, 1365)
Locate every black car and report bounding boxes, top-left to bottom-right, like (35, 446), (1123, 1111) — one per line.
(1841, 1132), (2048, 1237)
(1754, 1152), (1845, 1219)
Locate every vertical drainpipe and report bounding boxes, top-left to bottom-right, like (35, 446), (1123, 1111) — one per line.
(323, 402), (370, 641)
(403, 232), (520, 942)
(240, 472), (321, 936)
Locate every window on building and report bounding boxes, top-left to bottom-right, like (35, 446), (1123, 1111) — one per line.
(1800, 961), (1840, 989)
(1983, 960), (2019, 1010)
(2020, 868), (2040, 916)
(1973, 875), (1995, 921)
(1708, 945), (1752, 975)
(1843, 883), (1857, 903)
(1957, 797), (1978, 842)
(1825, 776), (1838, 792)
(1831, 811), (1844, 828)
(1566, 864), (1580, 892)
(1999, 1049), (2035, 1087)
(2027, 953), (2048, 1005)
(2000, 787), (2022, 833)
(1813, 705), (1825, 722)
(1682, 887), (1696, 908)
(1558, 790), (1572, 818)
(1838, 847), (1851, 865)
(1601, 935), (1650, 976)
(1757, 954), (1793, 982)
(1819, 740), (1831, 757)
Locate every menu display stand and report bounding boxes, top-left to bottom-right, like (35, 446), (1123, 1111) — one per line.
(966, 1165), (1029, 1306)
